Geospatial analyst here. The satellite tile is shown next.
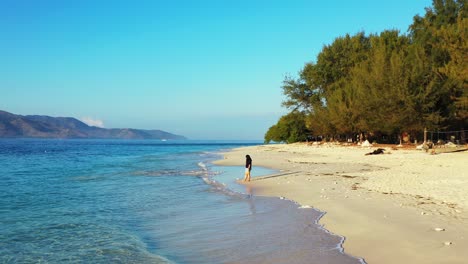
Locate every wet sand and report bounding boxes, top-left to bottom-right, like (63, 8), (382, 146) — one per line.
(213, 143), (468, 264)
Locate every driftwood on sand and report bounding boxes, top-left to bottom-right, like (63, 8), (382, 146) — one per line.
(365, 148), (385, 155)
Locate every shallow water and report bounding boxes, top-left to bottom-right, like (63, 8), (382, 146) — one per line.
(0, 139), (364, 263)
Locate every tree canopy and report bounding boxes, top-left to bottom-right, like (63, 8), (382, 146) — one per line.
(266, 0), (467, 144)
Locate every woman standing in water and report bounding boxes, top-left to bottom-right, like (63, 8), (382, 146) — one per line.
(243, 155), (252, 182)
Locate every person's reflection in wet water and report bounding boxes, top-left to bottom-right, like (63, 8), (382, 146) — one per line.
(245, 184), (257, 215)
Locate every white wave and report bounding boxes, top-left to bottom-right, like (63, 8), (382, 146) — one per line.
(198, 162), (207, 171)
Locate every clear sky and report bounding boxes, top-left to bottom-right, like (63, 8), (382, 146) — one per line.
(0, 0), (432, 140)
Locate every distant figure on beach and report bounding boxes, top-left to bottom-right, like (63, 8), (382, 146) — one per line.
(365, 148), (385, 155)
(243, 155), (252, 182)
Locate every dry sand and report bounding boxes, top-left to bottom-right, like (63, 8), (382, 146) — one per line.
(213, 143), (468, 264)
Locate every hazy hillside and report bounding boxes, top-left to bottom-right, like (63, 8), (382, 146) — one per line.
(0, 110), (186, 140)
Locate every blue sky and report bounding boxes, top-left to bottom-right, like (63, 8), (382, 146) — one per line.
(0, 0), (432, 140)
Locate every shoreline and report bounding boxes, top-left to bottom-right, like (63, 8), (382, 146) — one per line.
(213, 143), (468, 264)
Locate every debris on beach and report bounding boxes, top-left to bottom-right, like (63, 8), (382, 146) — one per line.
(444, 241), (452, 246)
(365, 148), (385, 155)
(434, 227), (445, 232)
(445, 142), (457, 148)
(361, 140), (372, 147)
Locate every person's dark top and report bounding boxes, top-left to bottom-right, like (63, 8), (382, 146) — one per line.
(245, 156), (252, 169)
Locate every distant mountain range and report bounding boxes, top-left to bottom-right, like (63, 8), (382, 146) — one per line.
(0, 110), (186, 140)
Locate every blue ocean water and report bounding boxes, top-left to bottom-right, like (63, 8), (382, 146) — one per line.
(0, 139), (364, 264)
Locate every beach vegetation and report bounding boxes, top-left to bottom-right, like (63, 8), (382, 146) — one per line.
(265, 111), (310, 143)
(267, 0), (467, 144)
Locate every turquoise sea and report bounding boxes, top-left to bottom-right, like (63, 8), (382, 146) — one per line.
(0, 139), (364, 263)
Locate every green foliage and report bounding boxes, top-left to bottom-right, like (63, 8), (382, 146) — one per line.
(264, 111), (309, 144)
(267, 0), (467, 143)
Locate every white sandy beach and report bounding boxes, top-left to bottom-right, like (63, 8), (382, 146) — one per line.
(213, 143), (468, 264)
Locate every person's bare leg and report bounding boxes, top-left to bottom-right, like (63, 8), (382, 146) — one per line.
(246, 170), (251, 182)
